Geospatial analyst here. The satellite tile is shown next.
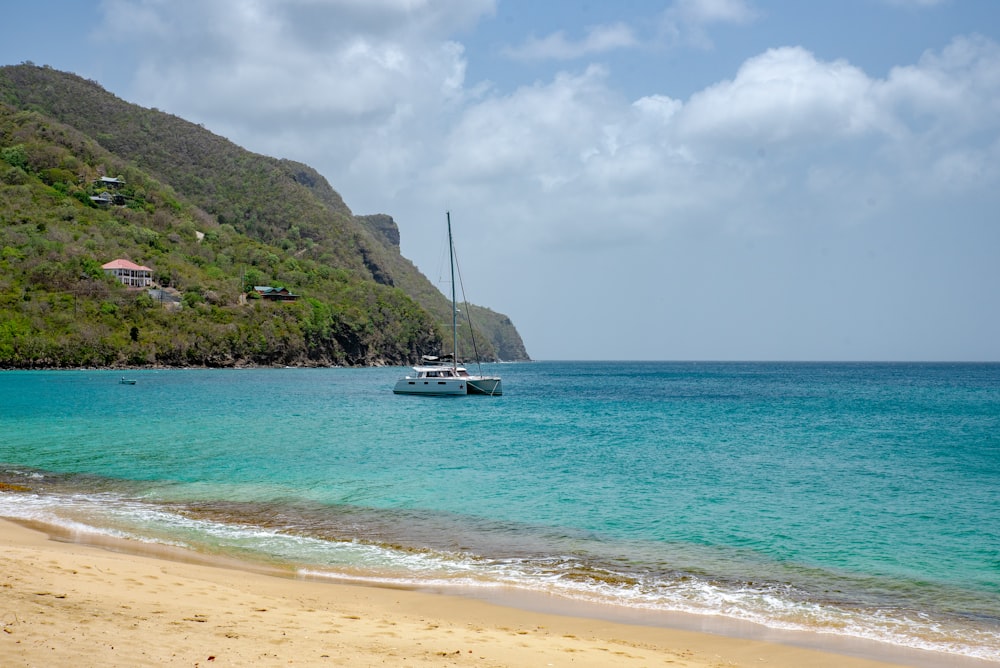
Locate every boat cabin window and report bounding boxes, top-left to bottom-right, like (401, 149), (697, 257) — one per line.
(419, 367), (461, 378)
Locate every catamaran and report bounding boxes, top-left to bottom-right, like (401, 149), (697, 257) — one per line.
(393, 213), (502, 396)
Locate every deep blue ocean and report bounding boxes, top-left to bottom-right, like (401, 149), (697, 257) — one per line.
(1, 362), (998, 663)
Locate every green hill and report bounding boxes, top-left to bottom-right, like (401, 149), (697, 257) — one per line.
(0, 63), (528, 368)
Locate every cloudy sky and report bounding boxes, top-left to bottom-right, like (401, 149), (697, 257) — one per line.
(4, 0), (1000, 361)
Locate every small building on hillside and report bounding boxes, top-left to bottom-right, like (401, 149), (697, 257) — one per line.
(253, 286), (299, 301)
(103, 259), (153, 288)
(90, 191), (126, 206)
(95, 176), (125, 189)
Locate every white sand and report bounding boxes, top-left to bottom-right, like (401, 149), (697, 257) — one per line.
(0, 518), (916, 667)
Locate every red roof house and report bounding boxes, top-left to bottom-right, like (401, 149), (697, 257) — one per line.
(102, 259), (153, 288)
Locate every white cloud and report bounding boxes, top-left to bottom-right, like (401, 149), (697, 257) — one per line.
(879, 35), (1000, 135)
(502, 0), (753, 63)
(872, 40), (1000, 202)
(102, 0), (491, 124)
(98, 0), (497, 198)
(678, 47), (886, 145)
(660, 0), (757, 49)
(502, 23), (638, 62)
(671, 0), (757, 24)
(422, 35), (1000, 252)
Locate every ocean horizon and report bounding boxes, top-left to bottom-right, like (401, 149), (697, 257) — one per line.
(1, 361), (998, 665)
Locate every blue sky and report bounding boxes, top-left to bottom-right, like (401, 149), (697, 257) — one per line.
(3, 0), (1000, 361)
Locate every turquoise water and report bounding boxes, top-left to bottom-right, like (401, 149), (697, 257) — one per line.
(1, 362), (998, 662)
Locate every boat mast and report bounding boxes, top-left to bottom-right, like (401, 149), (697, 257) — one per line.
(447, 211), (458, 372)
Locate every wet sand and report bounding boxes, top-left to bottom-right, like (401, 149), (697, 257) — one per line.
(0, 518), (924, 667)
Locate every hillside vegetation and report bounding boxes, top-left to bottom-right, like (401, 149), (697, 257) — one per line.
(0, 63), (528, 368)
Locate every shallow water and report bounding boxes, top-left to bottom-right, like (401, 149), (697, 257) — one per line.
(1, 362), (998, 662)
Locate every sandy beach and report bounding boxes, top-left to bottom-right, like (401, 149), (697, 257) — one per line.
(0, 518), (927, 667)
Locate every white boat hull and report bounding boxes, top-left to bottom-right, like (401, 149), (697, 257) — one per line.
(393, 376), (468, 395)
(466, 376), (502, 395)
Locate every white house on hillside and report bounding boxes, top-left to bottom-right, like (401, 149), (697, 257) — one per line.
(102, 259), (152, 288)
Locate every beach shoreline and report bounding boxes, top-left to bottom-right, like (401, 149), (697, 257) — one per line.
(2, 517), (976, 668)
